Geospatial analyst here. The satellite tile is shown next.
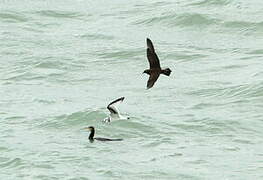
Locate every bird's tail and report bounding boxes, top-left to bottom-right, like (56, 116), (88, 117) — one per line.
(109, 138), (123, 141)
(161, 68), (171, 76)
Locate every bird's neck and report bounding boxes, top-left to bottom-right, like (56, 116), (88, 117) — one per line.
(89, 129), (95, 140)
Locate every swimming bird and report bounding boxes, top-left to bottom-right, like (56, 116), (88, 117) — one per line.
(143, 38), (171, 89)
(104, 97), (129, 122)
(85, 126), (123, 142)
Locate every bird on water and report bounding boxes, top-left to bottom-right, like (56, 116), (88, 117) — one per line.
(104, 97), (129, 122)
(143, 38), (171, 89)
(85, 126), (123, 142)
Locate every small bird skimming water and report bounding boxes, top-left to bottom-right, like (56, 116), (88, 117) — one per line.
(104, 97), (129, 122)
(143, 38), (171, 89)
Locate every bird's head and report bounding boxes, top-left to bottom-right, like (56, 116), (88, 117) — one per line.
(143, 69), (150, 75)
(84, 126), (94, 132)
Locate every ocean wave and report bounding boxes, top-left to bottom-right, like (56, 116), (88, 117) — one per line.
(165, 51), (208, 62)
(34, 59), (70, 70)
(38, 110), (107, 129)
(78, 33), (114, 40)
(222, 20), (263, 31)
(247, 49), (263, 55)
(134, 12), (219, 28)
(97, 49), (143, 59)
(188, 0), (231, 6)
(0, 11), (28, 23)
(111, 118), (157, 137)
(0, 158), (24, 169)
(176, 117), (237, 135)
(34, 10), (85, 20)
(190, 82), (263, 99)
(3, 71), (46, 82)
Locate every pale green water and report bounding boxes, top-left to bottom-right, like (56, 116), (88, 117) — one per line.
(1, 0), (263, 179)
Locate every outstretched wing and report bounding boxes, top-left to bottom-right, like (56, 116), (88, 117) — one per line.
(107, 97), (125, 114)
(147, 73), (160, 89)
(146, 38), (161, 69)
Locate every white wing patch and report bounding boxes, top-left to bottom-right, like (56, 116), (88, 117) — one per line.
(105, 97), (127, 122)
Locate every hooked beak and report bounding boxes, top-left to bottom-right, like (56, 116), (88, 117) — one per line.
(84, 127), (91, 131)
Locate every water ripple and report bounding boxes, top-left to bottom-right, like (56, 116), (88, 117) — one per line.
(0, 158), (24, 169)
(34, 10), (86, 20)
(134, 12), (219, 28)
(38, 110), (106, 129)
(0, 11), (28, 23)
(223, 20), (263, 32)
(190, 82), (263, 99)
(189, 0), (231, 6)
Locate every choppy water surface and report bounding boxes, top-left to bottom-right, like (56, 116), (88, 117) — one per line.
(1, 0), (263, 179)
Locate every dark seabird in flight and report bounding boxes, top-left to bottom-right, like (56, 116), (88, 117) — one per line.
(103, 97), (129, 122)
(85, 126), (123, 142)
(143, 38), (171, 89)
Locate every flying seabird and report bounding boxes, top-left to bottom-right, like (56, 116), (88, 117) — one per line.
(85, 126), (123, 142)
(103, 97), (129, 122)
(143, 38), (171, 89)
